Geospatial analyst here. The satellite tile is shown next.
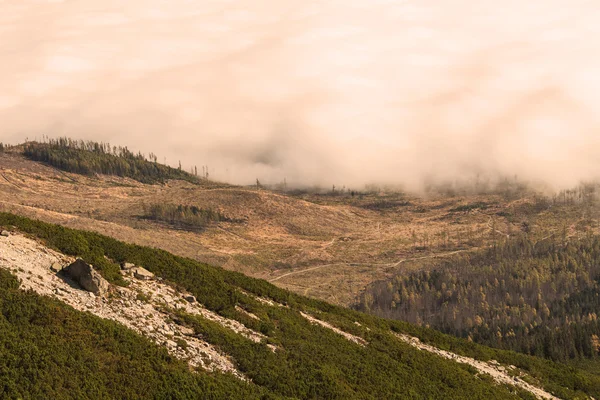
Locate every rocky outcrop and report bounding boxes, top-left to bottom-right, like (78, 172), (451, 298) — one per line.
(300, 312), (367, 346)
(0, 233), (249, 378)
(121, 262), (135, 270)
(120, 262), (155, 281)
(62, 259), (109, 295)
(394, 333), (559, 400)
(132, 266), (154, 280)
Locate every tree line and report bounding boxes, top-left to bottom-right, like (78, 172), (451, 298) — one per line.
(143, 203), (232, 231)
(22, 138), (199, 184)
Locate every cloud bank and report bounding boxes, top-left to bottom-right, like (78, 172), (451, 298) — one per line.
(1, 0), (599, 190)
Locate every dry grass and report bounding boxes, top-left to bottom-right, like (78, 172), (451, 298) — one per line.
(1, 151), (598, 306)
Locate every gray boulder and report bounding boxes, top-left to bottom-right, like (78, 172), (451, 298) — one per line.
(63, 259), (109, 295)
(0, 230), (9, 237)
(132, 266), (154, 280)
(184, 294), (196, 303)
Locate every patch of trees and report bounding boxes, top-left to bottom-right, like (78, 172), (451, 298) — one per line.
(143, 203), (231, 231)
(2, 212), (600, 399)
(359, 200), (412, 211)
(358, 235), (600, 363)
(22, 138), (199, 184)
(449, 202), (490, 213)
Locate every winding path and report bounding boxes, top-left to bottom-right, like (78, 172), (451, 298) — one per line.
(268, 248), (475, 283)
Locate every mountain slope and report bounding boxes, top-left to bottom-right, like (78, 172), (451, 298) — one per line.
(1, 213), (599, 399)
(0, 268), (268, 400)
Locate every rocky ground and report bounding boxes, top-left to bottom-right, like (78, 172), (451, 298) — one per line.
(300, 312), (367, 346)
(0, 232), (269, 378)
(395, 334), (559, 400)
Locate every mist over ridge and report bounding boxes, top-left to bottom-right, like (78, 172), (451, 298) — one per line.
(1, 0), (599, 191)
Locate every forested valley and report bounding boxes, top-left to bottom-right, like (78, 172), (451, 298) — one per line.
(358, 234), (600, 363)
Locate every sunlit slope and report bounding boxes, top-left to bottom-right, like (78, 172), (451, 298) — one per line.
(1, 212), (598, 399)
(2, 146), (599, 308)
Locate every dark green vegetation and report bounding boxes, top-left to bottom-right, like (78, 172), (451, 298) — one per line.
(23, 138), (198, 184)
(143, 203), (232, 231)
(1, 213), (600, 399)
(0, 269), (269, 400)
(360, 234), (600, 363)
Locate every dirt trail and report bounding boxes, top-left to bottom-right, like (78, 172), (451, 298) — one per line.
(321, 237), (337, 249)
(395, 333), (560, 400)
(269, 248), (474, 283)
(389, 248), (471, 268)
(269, 263), (344, 282)
(0, 171), (21, 189)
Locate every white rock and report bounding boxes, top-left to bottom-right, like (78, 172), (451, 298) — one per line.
(121, 262), (136, 270)
(50, 262), (62, 272)
(132, 267), (154, 280)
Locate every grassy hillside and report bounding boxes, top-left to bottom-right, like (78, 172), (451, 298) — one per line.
(1, 212), (599, 399)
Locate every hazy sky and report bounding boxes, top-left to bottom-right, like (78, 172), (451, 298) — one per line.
(1, 0), (599, 189)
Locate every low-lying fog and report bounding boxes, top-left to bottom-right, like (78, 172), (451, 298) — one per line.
(1, 0), (599, 190)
